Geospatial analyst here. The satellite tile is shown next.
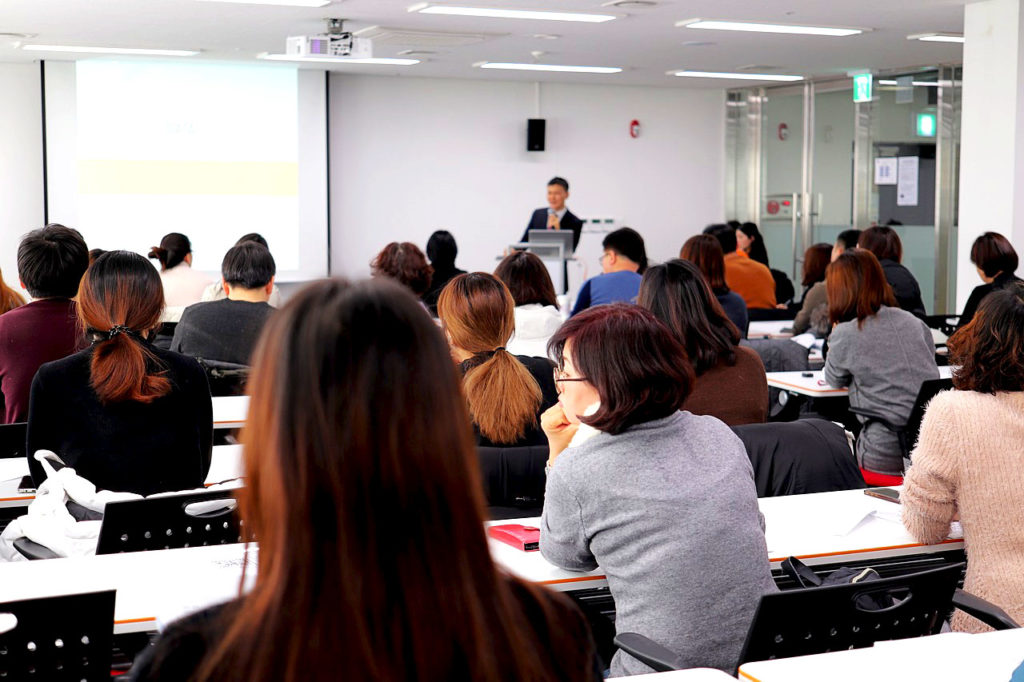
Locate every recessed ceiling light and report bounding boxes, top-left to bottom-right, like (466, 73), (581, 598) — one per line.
(677, 18), (864, 37)
(259, 54), (420, 65)
(602, 0), (657, 7)
(195, 0), (331, 6)
(532, 34), (562, 40)
(669, 70), (803, 82)
(477, 62), (621, 74)
(22, 44), (199, 56)
(907, 32), (964, 43)
(409, 4), (617, 23)
(877, 79), (940, 87)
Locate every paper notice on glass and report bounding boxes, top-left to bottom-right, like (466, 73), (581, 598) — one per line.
(875, 157), (898, 185)
(897, 156), (919, 206)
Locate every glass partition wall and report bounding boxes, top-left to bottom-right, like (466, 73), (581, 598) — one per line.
(725, 67), (962, 314)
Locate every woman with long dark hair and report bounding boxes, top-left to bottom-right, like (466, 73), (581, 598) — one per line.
(26, 251), (212, 494)
(438, 273), (558, 446)
(680, 234), (748, 336)
(130, 278), (599, 682)
(638, 259), (767, 425)
(792, 242), (833, 335)
(858, 226), (926, 318)
(494, 250), (563, 357)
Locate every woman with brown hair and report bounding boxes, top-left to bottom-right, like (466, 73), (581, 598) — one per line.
(130, 277), (600, 682)
(823, 250), (938, 477)
(680, 234), (748, 337)
(902, 283), (1024, 631)
(791, 242), (833, 335)
(0, 268), (25, 315)
(540, 303), (774, 676)
(858, 225), (926, 318)
(494, 250), (563, 357)
(25, 251), (212, 494)
(371, 241), (434, 298)
(438, 273), (558, 447)
(957, 231), (1021, 329)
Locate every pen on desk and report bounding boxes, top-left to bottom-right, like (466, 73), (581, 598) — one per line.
(817, 379), (829, 386)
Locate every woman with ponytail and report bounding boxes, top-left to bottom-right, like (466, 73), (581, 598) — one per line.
(25, 251), (212, 494)
(438, 273), (558, 447)
(148, 232), (212, 320)
(0, 267), (25, 316)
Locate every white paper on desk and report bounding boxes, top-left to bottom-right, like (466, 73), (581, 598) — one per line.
(154, 550), (258, 630)
(790, 332), (817, 349)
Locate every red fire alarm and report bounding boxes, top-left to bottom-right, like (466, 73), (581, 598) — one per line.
(778, 123), (789, 141)
(630, 119), (641, 138)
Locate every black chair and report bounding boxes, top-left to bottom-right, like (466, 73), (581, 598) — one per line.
(924, 314), (960, 337)
(0, 590), (115, 681)
(614, 563), (1018, 672)
(748, 307), (796, 322)
(732, 419), (865, 497)
(0, 422), (27, 459)
(477, 445), (547, 520)
(151, 322), (177, 350)
(96, 488), (244, 554)
(851, 377), (954, 465)
(196, 358), (251, 397)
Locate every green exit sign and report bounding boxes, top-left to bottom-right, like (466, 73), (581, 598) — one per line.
(853, 74), (872, 103)
(917, 112), (937, 137)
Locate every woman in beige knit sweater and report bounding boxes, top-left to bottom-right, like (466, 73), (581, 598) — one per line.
(902, 283), (1024, 631)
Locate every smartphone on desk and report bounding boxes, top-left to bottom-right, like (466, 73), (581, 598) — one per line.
(864, 487), (900, 504)
(17, 475), (36, 494)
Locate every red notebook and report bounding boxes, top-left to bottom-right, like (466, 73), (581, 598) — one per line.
(488, 524), (540, 552)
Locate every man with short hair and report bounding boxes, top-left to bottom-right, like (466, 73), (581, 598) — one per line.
(521, 177), (585, 251)
(171, 242), (276, 365)
(571, 227), (647, 316)
(832, 228), (862, 262)
(706, 224), (776, 309)
(0, 224), (90, 423)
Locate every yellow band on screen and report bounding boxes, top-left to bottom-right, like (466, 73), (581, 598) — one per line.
(77, 160), (299, 196)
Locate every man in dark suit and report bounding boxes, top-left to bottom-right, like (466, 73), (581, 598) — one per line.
(520, 177), (584, 251)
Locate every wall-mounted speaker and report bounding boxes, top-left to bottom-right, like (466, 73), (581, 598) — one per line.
(527, 118), (546, 152)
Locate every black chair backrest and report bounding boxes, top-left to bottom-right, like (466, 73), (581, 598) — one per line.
(151, 322), (177, 351)
(0, 422), (26, 459)
(739, 563), (963, 665)
(196, 358), (251, 397)
(477, 445), (548, 519)
(0, 590), (114, 681)
(96, 488), (243, 554)
(905, 377), (953, 452)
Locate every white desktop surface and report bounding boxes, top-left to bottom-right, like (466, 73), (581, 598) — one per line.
(738, 627), (1024, 682)
(748, 321), (794, 339)
(621, 669), (736, 681)
(766, 366), (953, 398)
(212, 395), (249, 428)
(487, 489), (963, 592)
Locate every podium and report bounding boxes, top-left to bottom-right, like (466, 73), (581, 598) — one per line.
(507, 229), (576, 294)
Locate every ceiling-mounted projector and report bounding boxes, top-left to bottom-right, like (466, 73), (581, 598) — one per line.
(285, 34), (372, 59)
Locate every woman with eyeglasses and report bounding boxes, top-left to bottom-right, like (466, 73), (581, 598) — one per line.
(438, 273), (558, 447)
(540, 303), (775, 676)
(130, 278), (601, 682)
(26, 251), (212, 494)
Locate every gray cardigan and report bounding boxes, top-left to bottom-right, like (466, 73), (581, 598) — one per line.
(540, 411), (776, 676)
(823, 305), (938, 474)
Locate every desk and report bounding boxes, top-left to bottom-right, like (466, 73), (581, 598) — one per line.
(748, 321), (794, 339)
(766, 366), (953, 398)
(212, 395), (249, 429)
(623, 669), (736, 681)
(488, 489), (964, 593)
(738, 627), (1024, 681)
(0, 445), (244, 509)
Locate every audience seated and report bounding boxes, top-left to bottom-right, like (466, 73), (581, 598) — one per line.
(148, 233), (213, 322)
(494, 250), (563, 357)
(823, 250), (938, 476)
(421, 230), (466, 315)
(571, 227), (646, 316)
(858, 226), (926, 318)
(680, 234), (748, 337)
(171, 242), (276, 365)
(0, 224), (89, 424)
(200, 233), (282, 307)
(638, 259), (768, 425)
(370, 241), (433, 299)
(831, 228), (862, 262)
(705, 224), (776, 309)
(539, 303), (775, 676)
(26, 251), (212, 495)
(792, 243), (832, 335)
(957, 231), (1021, 328)
(0, 267), (25, 316)
(130, 278), (599, 682)
(902, 284), (1024, 632)
(88, 248), (106, 264)
(737, 222), (794, 305)
(438, 273), (557, 447)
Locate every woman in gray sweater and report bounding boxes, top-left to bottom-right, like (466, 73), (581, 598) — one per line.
(539, 303), (776, 676)
(823, 250), (938, 475)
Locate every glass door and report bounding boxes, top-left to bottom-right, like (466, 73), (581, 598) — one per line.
(760, 87), (805, 282)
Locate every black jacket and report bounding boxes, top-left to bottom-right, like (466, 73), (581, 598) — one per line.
(957, 271), (1022, 329)
(880, 259), (926, 319)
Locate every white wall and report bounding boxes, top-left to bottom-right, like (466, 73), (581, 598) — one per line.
(0, 62), (45, 297)
(328, 75), (725, 278)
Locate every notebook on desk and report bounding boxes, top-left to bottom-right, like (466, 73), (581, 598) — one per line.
(488, 524), (540, 551)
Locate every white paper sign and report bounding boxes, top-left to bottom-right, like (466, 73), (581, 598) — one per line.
(875, 157), (898, 185)
(897, 156), (919, 206)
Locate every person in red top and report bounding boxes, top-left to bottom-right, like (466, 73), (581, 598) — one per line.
(704, 224), (776, 309)
(0, 224), (89, 423)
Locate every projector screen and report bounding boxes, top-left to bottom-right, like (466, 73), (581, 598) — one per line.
(44, 60), (328, 281)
